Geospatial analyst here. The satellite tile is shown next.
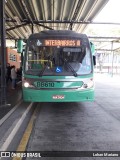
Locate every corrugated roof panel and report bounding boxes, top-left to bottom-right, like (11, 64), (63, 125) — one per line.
(5, 0), (109, 39)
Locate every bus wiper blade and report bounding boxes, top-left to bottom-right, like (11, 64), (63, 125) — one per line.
(64, 59), (77, 77)
(39, 64), (48, 77)
(39, 61), (50, 77)
(39, 61), (49, 77)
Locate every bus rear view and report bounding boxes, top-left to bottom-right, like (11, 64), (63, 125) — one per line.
(22, 30), (94, 102)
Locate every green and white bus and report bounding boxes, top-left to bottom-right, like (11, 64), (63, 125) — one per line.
(22, 30), (94, 102)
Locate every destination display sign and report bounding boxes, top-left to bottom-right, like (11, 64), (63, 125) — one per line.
(44, 40), (81, 46)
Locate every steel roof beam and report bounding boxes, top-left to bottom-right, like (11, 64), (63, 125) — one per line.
(21, 0), (33, 24)
(5, 36), (120, 41)
(34, 22), (54, 30)
(67, 0), (79, 30)
(88, 36), (120, 39)
(95, 49), (120, 52)
(90, 40), (120, 42)
(6, 19), (120, 25)
(6, 22), (29, 31)
(21, 0), (36, 34)
(95, 49), (115, 51)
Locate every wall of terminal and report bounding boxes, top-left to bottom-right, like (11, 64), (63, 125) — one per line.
(0, 47), (21, 69)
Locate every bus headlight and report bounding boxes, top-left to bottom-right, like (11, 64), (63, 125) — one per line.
(24, 82), (30, 88)
(82, 78), (94, 89)
(22, 78), (35, 88)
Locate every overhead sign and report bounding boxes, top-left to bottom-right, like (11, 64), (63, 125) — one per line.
(44, 40), (81, 46)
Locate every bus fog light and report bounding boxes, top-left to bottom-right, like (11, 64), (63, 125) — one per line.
(24, 82), (30, 88)
(86, 80), (94, 88)
(82, 79), (94, 89)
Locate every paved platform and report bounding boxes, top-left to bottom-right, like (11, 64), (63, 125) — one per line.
(0, 82), (22, 119)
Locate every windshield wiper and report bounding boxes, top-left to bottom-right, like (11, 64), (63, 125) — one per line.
(64, 59), (78, 77)
(39, 61), (50, 77)
(39, 56), (52, 77)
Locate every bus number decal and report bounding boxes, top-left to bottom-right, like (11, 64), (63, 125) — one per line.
(37, 82), (54, 88)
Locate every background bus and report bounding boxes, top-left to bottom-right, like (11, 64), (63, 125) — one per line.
(22, 30), (94, 102)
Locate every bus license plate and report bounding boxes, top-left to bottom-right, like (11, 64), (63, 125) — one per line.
(36, 82), (55, 88)
(53, 95), (65, 99)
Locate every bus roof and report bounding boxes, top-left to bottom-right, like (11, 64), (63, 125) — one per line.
(29, 30), (88, 39)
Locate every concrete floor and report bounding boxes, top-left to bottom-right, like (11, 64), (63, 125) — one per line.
(26, 73), (120, 159)
(0, 82), (22, 119)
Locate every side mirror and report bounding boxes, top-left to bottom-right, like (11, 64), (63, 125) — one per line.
(93, 55), (96, 66)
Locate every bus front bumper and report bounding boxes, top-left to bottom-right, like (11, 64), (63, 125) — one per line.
(22, 88), (94, 102)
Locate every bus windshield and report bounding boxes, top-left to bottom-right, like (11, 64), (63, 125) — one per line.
(25, 40), (92, 76)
